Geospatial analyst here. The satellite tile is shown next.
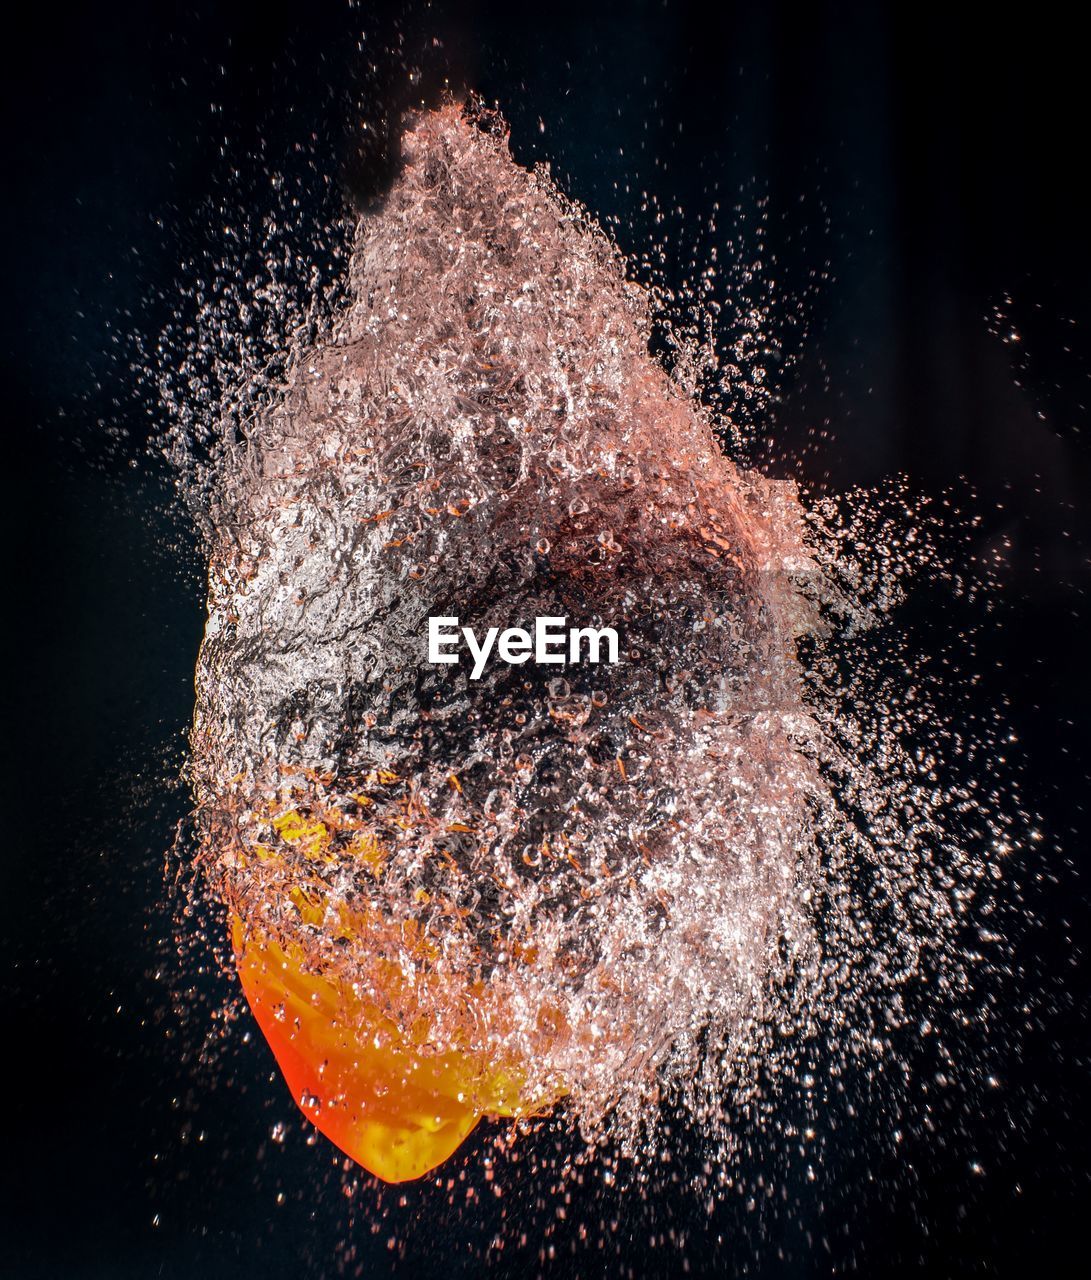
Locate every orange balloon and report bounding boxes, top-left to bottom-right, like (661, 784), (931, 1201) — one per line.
(232, 913), (559, 1182)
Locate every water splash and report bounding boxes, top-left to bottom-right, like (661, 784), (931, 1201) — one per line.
(170, 102), (1000, 1191)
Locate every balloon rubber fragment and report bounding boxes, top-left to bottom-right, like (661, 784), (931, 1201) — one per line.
(232, 916), (554, 1182)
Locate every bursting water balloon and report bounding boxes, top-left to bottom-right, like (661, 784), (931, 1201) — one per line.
(182, 103), (993, 1186)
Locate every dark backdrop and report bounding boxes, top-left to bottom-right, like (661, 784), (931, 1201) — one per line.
(2, 2), (1088, 1277)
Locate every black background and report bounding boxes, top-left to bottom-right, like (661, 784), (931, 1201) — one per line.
(2, 2), (1089, 1276)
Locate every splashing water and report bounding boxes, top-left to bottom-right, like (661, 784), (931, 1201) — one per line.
(173, 103), (994, 1189)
